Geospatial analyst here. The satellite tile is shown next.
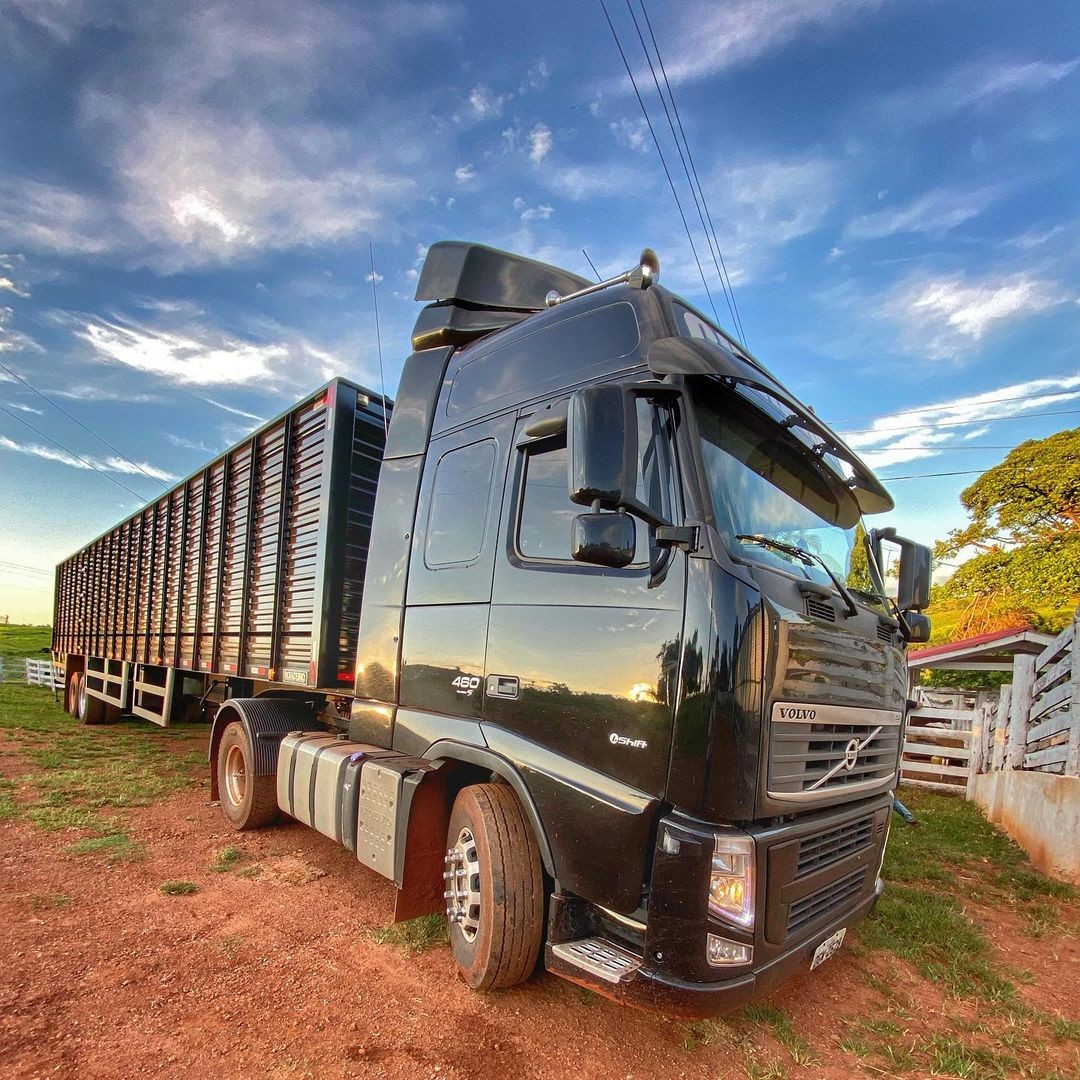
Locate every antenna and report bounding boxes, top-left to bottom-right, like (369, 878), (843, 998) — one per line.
(368, 242), (389, 439)
(582, 248), (602, 282)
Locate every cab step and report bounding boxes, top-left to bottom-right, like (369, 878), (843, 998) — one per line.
(550, 936), (641, 984)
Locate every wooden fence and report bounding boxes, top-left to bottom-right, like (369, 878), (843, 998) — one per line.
(967, 609), (1080, 788)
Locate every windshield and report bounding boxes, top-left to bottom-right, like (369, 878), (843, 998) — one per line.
(694, 378), (863, 590)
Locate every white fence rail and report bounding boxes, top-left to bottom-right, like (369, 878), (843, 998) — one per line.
(23, 657), (63, 691)
(900, 706), (974, 794)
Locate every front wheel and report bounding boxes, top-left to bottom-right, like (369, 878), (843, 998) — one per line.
(445, 783), (544, 990)
(216, 720), (279, 830)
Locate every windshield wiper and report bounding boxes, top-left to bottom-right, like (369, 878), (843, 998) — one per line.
(736, 534), (859, 617)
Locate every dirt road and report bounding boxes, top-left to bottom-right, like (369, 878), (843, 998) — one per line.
(1, 713), (1078, 1079)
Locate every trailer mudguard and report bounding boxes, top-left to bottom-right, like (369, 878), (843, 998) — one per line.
(208, 697), (324, 801)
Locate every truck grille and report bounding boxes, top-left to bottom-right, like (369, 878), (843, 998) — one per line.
(795, 815), (874, 877)
(787, 867), (867, 936)
(767, 703), (901, 803)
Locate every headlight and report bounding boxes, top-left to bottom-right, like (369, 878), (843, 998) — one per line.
(708, 833), (755, 929)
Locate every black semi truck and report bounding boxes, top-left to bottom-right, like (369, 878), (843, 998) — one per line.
(53, 241), (931, 1015)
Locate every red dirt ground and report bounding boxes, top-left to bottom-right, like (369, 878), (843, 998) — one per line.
(1, 738), (1078, 1079)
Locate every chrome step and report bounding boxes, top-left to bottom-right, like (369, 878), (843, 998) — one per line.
(550, 937), (641, 984)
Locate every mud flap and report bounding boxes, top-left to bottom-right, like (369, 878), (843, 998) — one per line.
(393, 766), (450, 923)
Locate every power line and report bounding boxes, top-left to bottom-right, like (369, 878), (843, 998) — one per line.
(598, 0), (722, 327)
(0, 358), (167, 488)
(881, 469), (991, 481)
(0, 561), (51, 576)
(0, 404), (149, 501)
(838, 408), (1080, 438)
(582, 248), (602, 282)
(625, 0), (744, 343)
(637, 0), (747, 347)
(828, 386), (1080, 426)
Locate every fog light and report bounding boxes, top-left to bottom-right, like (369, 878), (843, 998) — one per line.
(709, 833), (755, 929)
(707, 933), (753, 967)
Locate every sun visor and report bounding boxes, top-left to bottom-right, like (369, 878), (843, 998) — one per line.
(415, 241), (592, 311)
(648, 336), (895, 515)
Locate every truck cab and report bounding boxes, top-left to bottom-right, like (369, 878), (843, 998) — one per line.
(332, 241), (931, 1011)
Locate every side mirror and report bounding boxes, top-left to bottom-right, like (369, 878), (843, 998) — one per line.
(869, 527), (932, 612)
(567, 383), (638, 511)
(897, 542), (932, 612)
(903, 612), (931, 645)
(571, 512), (636, 568)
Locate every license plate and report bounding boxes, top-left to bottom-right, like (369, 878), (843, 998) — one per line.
(810, 927), (846, 970)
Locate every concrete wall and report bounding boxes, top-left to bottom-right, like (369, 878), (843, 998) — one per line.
(973, 771), (1080, 884)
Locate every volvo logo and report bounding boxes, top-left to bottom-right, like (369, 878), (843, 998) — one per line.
(843, 738), (861, 771)
(779, 707), (817, 720)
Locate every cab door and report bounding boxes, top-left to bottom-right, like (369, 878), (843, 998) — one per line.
(483, 393), (685, 801)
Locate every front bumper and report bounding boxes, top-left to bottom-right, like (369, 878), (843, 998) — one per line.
(544, 793), (892, 1016)
(545, 876), (882, 1017)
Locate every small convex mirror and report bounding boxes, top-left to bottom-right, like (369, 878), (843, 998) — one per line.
(571, 511), (636, 568)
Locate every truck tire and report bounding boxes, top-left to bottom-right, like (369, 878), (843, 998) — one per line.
(445, 783), (544, 991)
(76, 673), (119, 725)
(217, 720), (279, 830)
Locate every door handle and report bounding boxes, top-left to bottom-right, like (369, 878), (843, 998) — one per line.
(486, 674), (520, 700)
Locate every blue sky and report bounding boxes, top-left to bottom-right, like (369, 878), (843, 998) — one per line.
(1, 0), (1078, 623)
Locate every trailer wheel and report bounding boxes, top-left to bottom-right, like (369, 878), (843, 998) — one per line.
(445, 783), (544, 991)
(217, 721), (279, 831)
(76, 673), (119, 725)
(66, 671), (81, 716)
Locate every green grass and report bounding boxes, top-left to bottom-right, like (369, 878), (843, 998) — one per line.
(161, 880), (199, 896)
(367, 913), (448, 952)
(0, 623), (53, 662)
(0, 656), (204, 850)
(738, 1004), (817, 1066)
(209, 845), (246, 873)
(66, 830), (146, 862)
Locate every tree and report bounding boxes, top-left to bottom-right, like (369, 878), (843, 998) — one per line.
(934, 427), (1080, 617)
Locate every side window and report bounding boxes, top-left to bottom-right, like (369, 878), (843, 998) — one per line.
(425, 440), (497, 568)
(516, 401), (678, 564)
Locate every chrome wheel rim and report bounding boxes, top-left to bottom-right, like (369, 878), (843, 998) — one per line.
(77, 679), (87, 719)
(224, 743), (247, 807)
(445, 826), (482, 942)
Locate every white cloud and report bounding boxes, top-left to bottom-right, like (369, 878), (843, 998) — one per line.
(0, 305), (41, 354)
(844, 185), (1004, 242)
(0, 275), (30, 298)
(519, 203), (554, 222)
(0, 434), (176, 482)
(610, 117), (649, 153)
(839, 374), (1080, 470)
(527, 123), (553, 164)
(548, 163), (644, 200)
(468, 84), (510, 120)
(454, 163), (477, 183)
(2, 3), (462, 268)
(74, 315), (337, 389)
(878, 57), (1080, 124)
(520, 59), (550, 93)
(883, 274), (1068, 352)
(698, 155), (840, 284)
(0, 400), (44, 415)
(0, 177), (125, 257)
(202, 396), (264, 422)
(611, 0), (886, 88)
